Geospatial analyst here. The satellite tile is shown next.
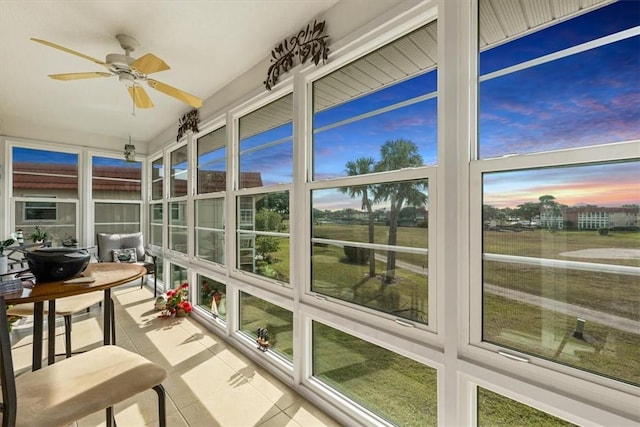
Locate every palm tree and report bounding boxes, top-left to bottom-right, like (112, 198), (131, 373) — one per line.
(375, 139), (427, 284)
(339, 157), (377, 277)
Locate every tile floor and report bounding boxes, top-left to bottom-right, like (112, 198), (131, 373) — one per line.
(8, 282), (341, 427)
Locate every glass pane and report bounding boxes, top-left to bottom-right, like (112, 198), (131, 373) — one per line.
(239, 94), (293, 188)
(149, 204), (163, 247)
(197, 126), (227, 194)
(12, 147), (78, 198)
(151, 157), (164, 200)
(312, 180), (428, 248)
(170, 263), (188, 289)
(313, 321), (437, 426)
(195, 198), (225, 264)
(312, 21), (438, 180)
(240, 292), (293, 361)
(170, 145), (188, 197)
(236, 191), (290, 283)
(478, 1), (640, 158)
(312, 244), (428, 323)
(477, 387), (575, 427)
(169, 201), (187, 253)
(482, 161), (640, 384)
(92, 156), (141, 200)
(15, 201), (77, 245)
(197, 275), (227, 321)
(94, 202), (140, 235)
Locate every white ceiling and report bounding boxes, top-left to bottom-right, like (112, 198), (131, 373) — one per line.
(0, 0), (339, 145)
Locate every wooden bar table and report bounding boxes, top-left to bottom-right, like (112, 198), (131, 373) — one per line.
(2, 262), (145, 370)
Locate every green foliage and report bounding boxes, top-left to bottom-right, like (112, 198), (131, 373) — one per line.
(256, 236), (280, 259)
(0, 238), (15, 256)
(255, 208), (282, 232)
(343, 246), (370, 265)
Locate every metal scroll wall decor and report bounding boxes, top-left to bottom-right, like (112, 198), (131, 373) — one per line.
(264, 20), (329, 90)
(177, 109), (200, 141)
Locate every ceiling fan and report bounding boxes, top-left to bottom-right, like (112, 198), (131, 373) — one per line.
(31, 34), (203, 109)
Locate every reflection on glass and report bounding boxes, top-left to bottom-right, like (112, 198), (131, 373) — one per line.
(482, 161), (640, 384)
(170, 145), (188, 197)
(312, 21), (438, 180)
(197, 275), (227, 321)
(12, 147), (79, 198)
(311, 179), (429, 323)
(195, 198), (225, 264)
(170, 263), (187, 289)
(92, 156), (141, 200)
(313, 321), (437, 426)
(169, 201), (187, 254)
(477, 387), (575, 426)
(197, 126), (227, 194)
(15, 201), (77, 244)
(478, 1), (640, 158)
(236, 192), (290, 283)
(149, 204), (163, 247)
(240, 292), (293, 361)
(151, 158), (164, 200)
(94, 202), (140, 235)
(239, 94), (293, 188)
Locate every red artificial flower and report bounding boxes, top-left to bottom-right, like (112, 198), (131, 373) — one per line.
(178, 301), (193, 313)
(181, 282), (189, 289)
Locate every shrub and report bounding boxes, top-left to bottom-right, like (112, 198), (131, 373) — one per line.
(344, 246), (370, 265)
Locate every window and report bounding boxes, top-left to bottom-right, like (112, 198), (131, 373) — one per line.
(170, 145), (188, 198)
(310, 20), (437, 324)
(313, 321), (437, 426)
(195, 127), (227, 265)
(195, 198), (225, 264)
(24, 198), (57, 221)
(239, 292), (293, 361)
(92, 156), (141, 200)
(481, 161), (640, 384)
(94, 202), (141, 234)
(312, 21), (438, 180)
(197, 127), (226, 194)
(169, 201), (187, 254)
(478, 1), (639, 158)
(235, 94), (292, 285)
(311, 178), (429, 324)
(151, 157), (164, 200)
(12, 147), (79, 243)
(477, 387), (575, 426)
(237, 191), (290, 283)
(149, 204), (163, 247)
(239, 94), (292, 188)
(197, 274), (227, 321)
(476, 0), (640, 386)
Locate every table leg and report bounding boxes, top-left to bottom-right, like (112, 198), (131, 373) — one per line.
(48, 299), (56, 365)
(32, 301), (44, 371)
(103, 289), (112, 345)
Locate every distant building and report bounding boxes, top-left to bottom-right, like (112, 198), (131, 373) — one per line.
(564, 206), (639, 230)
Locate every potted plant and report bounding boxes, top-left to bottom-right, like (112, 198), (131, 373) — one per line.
(0, 237), (15, 275)
(29, 225), (50, 244)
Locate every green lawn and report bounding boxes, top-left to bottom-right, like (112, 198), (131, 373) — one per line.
(245, 225), (639, 423)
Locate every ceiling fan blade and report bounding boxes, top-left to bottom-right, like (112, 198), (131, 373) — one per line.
(128, 85), (154, 109)
(49, 72), (112, 81)
(130, 53), (170, 75)
(31, 38), (108, 67)
(147, 79), (202, 108)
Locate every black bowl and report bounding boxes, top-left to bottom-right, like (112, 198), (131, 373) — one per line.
(26, 248), (91, 283)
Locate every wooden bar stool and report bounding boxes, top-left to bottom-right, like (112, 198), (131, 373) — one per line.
(0, 296), (168, 427)
(6, 292), (111, 358)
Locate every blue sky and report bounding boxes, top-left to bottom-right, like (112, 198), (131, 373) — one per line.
(13, 2), (639, 210)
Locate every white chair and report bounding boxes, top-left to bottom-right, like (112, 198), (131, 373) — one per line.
(0, 295), (168, 427)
